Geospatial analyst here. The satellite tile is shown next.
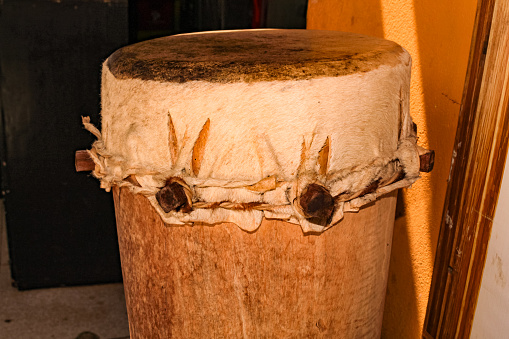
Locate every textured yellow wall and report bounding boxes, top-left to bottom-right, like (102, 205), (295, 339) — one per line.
(307, 0), (478, 337)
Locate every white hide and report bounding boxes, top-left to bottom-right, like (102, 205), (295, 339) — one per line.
(88, 44), (418, 233)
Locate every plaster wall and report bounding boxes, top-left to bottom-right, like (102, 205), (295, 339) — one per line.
(470, 150), (509, 338)
(307, 0), (478, 337)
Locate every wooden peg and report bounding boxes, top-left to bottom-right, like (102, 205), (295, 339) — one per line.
(75, 150), (95, 172)
(156, 179), (192, 213)
(419, 150), (435, 172)
(298, 183), (334, 222)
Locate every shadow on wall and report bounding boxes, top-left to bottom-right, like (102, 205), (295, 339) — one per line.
(412, 0), (476, 246)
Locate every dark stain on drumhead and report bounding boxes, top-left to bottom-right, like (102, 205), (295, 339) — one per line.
(106, 29), (407, 83)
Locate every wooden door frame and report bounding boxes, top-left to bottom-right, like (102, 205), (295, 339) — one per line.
(423, 0), (509, 337)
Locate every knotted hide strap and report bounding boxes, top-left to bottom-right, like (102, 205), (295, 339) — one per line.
(82, 116), (428, 233)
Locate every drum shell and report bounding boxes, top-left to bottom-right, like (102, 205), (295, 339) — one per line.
(113, 187), (396, 339)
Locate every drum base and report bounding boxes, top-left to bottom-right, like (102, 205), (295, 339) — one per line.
(113, 187), (396, 338)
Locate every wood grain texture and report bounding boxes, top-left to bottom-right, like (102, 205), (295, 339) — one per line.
(424, 0), (509, 337)
(113, 187), (397, 338)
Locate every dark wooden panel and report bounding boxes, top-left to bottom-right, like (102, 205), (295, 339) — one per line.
(131, 0), (254, 41)
(0, 0), (128, 289)
(128, 0), (309, 42)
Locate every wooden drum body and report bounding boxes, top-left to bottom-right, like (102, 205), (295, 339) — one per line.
(82, 29), (426, 338)
(114, 187), (396, 338)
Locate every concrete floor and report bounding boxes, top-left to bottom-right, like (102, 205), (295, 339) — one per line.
(0, 201), (130, 339)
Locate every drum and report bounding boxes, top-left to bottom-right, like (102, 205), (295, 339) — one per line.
(82, 29), (424, 338)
